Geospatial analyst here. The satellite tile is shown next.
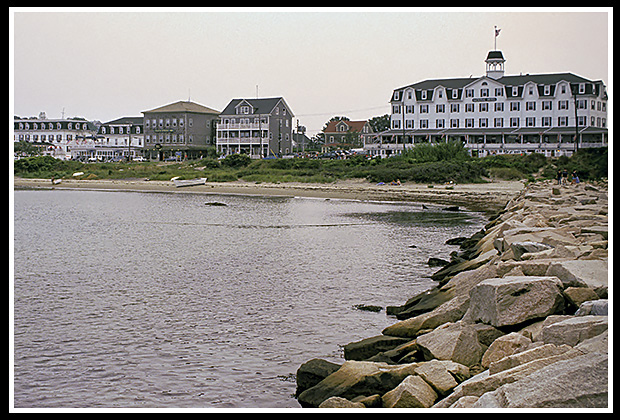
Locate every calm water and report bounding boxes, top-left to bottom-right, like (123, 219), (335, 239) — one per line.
(13, 189), (484, 408)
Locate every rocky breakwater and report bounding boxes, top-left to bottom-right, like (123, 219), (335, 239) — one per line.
(295, 180), (609, 409)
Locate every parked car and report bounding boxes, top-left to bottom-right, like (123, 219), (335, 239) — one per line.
(132, 156), (146, 162)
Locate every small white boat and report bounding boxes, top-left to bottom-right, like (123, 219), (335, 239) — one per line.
(51, 178), (62, 185)
(173, 177), (207, 187)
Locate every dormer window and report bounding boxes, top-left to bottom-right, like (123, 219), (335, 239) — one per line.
(512, 87), (519, 96)
(544, 85), (551, 95)
(394, 91), (400, 101)
(421, 90), (427, 100)
(452, 90), (458, 99)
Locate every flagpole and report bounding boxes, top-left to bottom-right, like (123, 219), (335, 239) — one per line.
(494, 26), (497, 50)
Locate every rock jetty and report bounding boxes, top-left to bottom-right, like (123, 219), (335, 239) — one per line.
(295, 179), (609, 409)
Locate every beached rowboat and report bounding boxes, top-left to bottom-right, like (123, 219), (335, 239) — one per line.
(173, 177), (207, 188)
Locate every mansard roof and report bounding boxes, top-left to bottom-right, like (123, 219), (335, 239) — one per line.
(391, 72), (602, 102)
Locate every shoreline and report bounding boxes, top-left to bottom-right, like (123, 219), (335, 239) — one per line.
(295, 179), (608, 408)
(13, 177), (525, 214)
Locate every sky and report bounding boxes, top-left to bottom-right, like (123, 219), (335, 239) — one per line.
(10, 8), (611, 137)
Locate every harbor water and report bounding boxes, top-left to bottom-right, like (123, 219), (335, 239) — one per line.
(13, 189), (484, 408)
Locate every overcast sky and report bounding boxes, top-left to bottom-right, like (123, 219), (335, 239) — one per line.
(11, 8), (611, 136)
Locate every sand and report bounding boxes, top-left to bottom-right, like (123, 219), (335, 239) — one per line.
(13, 177), (525, 214)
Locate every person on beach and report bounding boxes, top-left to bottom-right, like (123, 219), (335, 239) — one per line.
(561, 169), (569, 185)
(572, 170), (580, 184)
(557, 170), (563, 185)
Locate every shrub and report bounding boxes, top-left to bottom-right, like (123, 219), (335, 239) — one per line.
(221, 154), (251, 168)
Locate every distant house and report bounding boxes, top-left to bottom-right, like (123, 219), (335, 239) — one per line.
(216, 97), (294, 158)
(142, 100), (220, 160)
(322, 119), (374, 149)
(13, 114), (98, 160)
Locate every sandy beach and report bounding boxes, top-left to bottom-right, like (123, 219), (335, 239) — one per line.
(14, 177), (524, 213)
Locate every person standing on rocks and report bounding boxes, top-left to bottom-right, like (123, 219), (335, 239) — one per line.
(557, 170), (563, 185)
(561, 168), (569, 185)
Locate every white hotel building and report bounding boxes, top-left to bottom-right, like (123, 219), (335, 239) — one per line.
(368, 50), (608, 157)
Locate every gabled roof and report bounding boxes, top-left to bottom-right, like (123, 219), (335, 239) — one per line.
(323, 120), (370, 133)
(220, 97), (293, 116)
(142, 100), (220, 115)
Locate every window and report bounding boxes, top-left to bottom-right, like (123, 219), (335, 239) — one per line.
(494, 118), (503, 128)
(542, 117), (551, 127)
(392, 120), (400, 129)
(394, 91), (400, 101)
(526, 117), (535, 127)
(494, 102), (504, 112)
(405, 105), (414, 114)
(579, 83), (585, 94)
(406, 119), (414, 129)
(450, 119), (459, 128)
(421, 90), (427, 100)
(558, 116), (568, 126)
(510, 102), (520, 111)
(479, 103), (488, 112)
(577, 99), (587, 109)
(436, 104), (445, 113)
(407, 90), (412, 100)
(510, 117), (519, 128)
(451, 103), (459, 113)
(420, 104), (429, 113)
(526, 102), (536, 111)
(465, 103), (474, 112)
(452, 90), (459, 99)
(542, 101), (552, 110)
(437, 89), (443, 99)
(392, 104), (401, 114)
(465, 119), (474, 128)
(481, 88), (489, 97)
(544, 85), (551, 95)
(420, 119), (428, 129)
(479, 118), (488, 128)
(495, 87), (503, 96)
(465, 89), (474, 98)
(436, 119), (445, 129)
(512, 87), (519, 96)
(189, 118), (193, 127)
(558, 100), (569, 110)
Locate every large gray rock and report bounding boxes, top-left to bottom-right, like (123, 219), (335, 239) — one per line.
(297, 361), (418, 407)
(545, 259), (608, 290)
(381, 375), (438, 408)
(295, 358), (341, 396)
(467, 276), (564, 328)
(413, 359), (469, 396)
(473, 352), (608, 408)
(415, 322), (486, 367)
(343, 335), (410, 361)
(539, 315), (608, 347)
(481, 332), (532, 369)
(510, 241), (553, 260)
(382, 294), (470, 338)
(318, 396), (365, 408)
(575, 299), (608, 316)
(433, 345), (584, 408)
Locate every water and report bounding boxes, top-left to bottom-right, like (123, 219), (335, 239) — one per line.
(12, 189), (484, 408)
